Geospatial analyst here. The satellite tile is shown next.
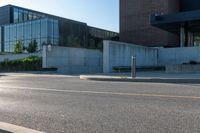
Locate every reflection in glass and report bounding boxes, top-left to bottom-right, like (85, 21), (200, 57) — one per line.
(0, 27), (1, 52)
(13, 7), (46, 24)
(3, 18), (59, 52)
(18, 10), (23, 22)
(14, 8), (19, 23)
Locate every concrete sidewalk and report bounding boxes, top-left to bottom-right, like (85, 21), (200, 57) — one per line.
(80, 71), (200, 84)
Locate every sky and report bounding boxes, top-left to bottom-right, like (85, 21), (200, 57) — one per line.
(0, 0), (119, 32)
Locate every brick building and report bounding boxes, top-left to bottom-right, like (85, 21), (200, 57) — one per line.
(120, 0), (200, 47)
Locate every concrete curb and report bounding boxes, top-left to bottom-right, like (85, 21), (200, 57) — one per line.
(0, 122), (45, 133)
(80, 75), (200, 84)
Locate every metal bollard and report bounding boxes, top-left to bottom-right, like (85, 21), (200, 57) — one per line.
(131, 56), (136, 78)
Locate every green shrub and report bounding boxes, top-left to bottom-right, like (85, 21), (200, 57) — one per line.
(14, 41), (23, 54)
(0, 56), (42, 72)
(27, 40), (37, 53)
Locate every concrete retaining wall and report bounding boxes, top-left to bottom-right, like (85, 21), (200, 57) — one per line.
(0, 52), (42, 62)
(104, 41), (200, 73)
(3, 42), (199, 74)
(43, 46), (103, 74)
(158, 47), (200, 65)
(103, 41), (158, 73)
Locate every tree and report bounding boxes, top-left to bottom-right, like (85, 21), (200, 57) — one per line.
(14, 40), (23, 54)
(27, 40), (37, 53)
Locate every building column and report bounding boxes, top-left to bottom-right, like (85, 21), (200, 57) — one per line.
(1, 27), (4, 52)
(187, 32), (194, 47)
(180, 25), (185, 47)
(190, 33), (194, 46)
(187, 31), (191, 47)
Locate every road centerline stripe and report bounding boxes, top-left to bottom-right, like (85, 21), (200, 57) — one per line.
(0, 85), (200, 100)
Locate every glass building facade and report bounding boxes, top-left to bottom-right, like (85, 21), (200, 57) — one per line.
(3, 18), (59, 52)
(88, 27), (119, 49)
(89, 27), (118, 39)
(0, 5), (119, 53)
(59, 20), (88, 48)
(13, 7), (46, 23)
(0, 26), (2, 52)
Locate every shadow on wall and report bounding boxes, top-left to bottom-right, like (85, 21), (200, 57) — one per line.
(42, 41), (200, 74)
(43, 45), (103, 74)
(103, 40), (200, 73)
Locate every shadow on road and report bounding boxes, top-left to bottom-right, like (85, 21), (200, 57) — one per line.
(0, 75), (7, 78)
(1, 71), (79, 76)
(0, 129), (13, 133)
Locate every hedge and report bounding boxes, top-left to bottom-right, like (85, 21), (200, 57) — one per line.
(0, 56), (42, 72)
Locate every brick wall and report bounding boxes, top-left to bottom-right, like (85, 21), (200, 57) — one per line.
(120, 0), (180, 47)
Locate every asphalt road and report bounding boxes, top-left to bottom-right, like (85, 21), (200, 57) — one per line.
(0, 73), (200, 133)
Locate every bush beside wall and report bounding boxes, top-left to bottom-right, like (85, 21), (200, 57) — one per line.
(0, 56), (42, 72)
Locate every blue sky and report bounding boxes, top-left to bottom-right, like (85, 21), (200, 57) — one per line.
(0, 0), (119, 32)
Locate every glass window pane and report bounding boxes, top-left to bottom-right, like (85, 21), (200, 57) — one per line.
(41, 19), (48, 38)
(24, 11), (28, 21)
(2, 18), (60, 52)
(47, 19), (53, 38)
(36, 38), (41, 50)
(17, 23), (23, 41)
(28, 12), (33, 20)
(27, 21), (32, 39)
(32, 21), (37, 39)
(54, 20), (59, 38)
(18, 10), (23, 22)
(4, 26), (10, 43)
(24, 40), (29, 48)
(4, 42), (9, 52)
(24, 23), (28, 40)
(10, 42), (15, 52)
(36, 20), (41, 38)
(41, 38), (47, 45)
(0, 27), (1, 52)
(33, 13), (38, 20)
(9, 26), (14, 42)
(14, 8), (19, 23)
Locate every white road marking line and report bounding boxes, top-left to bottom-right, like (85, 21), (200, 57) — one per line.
(0, 122), (45, 133)
(0, 85), (200, 100)
(1, 74), (77, 78)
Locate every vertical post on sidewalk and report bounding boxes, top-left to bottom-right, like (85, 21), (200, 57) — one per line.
(131, 56), (136, 78)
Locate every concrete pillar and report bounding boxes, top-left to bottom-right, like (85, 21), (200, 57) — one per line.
(187, 32), (191, 47)
(103, 40), (110, 73)
(42, 45), (47, 68)
(180, 25), (185, 47)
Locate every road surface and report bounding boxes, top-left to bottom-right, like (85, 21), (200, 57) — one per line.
(0, 73), (200, 133)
